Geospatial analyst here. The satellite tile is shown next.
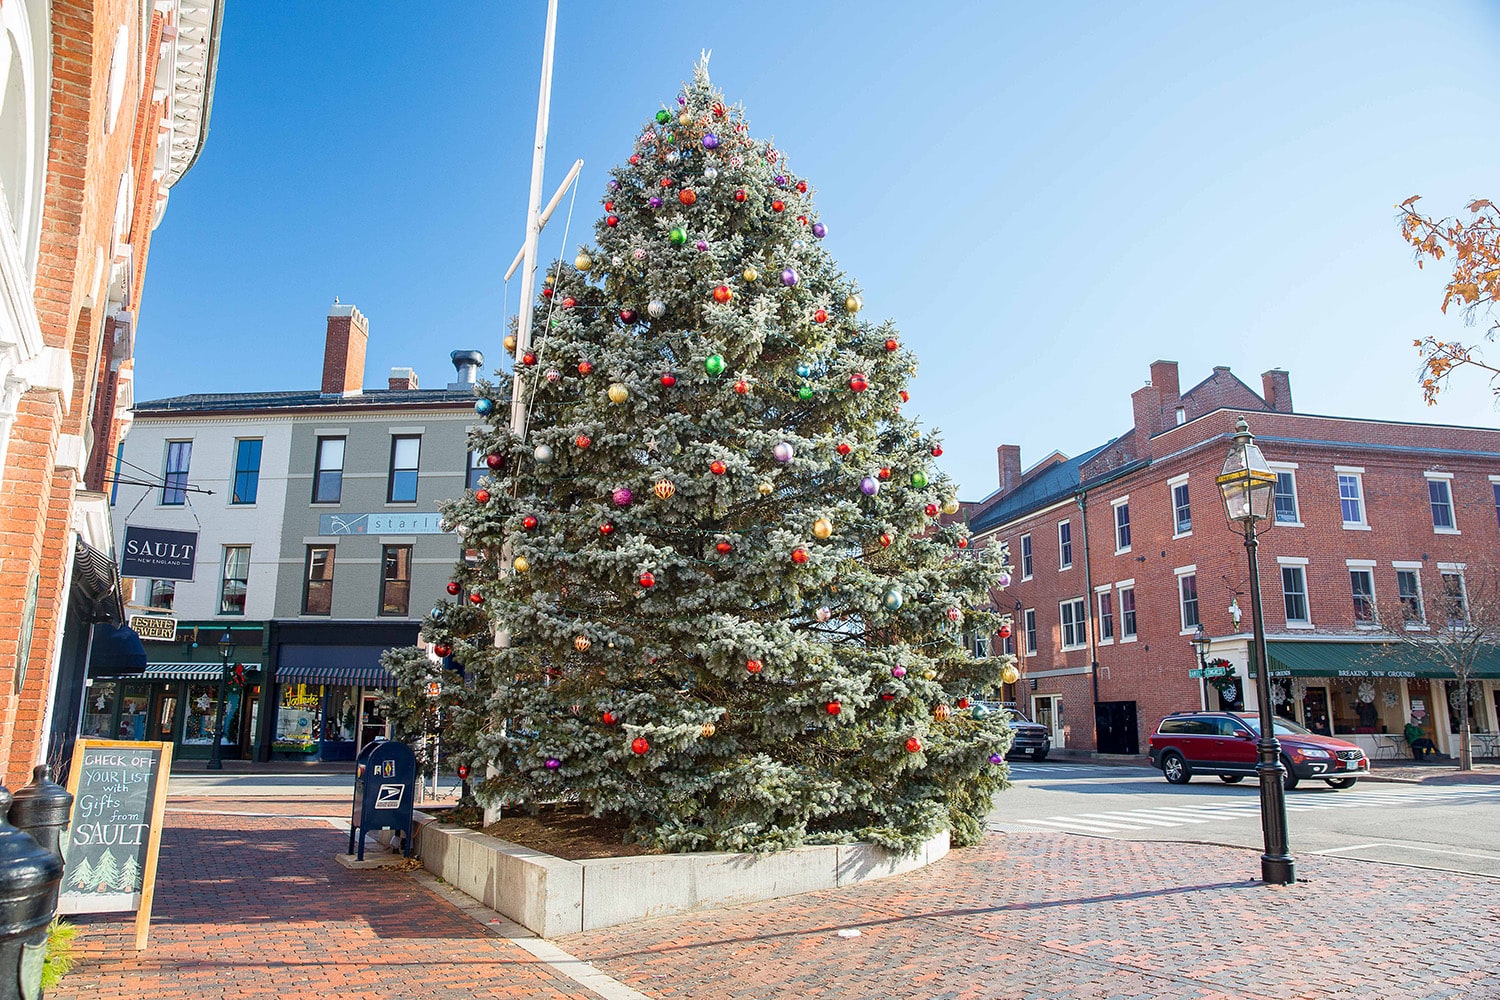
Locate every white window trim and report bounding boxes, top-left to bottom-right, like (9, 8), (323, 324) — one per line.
(1276, 556), (1310, 566)
(1347, 564), (1380, 630)
(1019, 533), (1033, 581)
(1424, 474), (1460, 535)
(1023, 608), (1038, 658)
(1095, 585), (1115, 647)
(1336, 470), (1369, 530)
(1268, 462), (1304, 528)
(1169, 475), (1192, 539)
(1393, 563), (1429, 631)
(1058, 519), (1073, 571)
(1437, 561), (1467, 572)
(1117, 581), (1138, 643)
(1334, 465), (1366, 473)
(1345, 558), (1376, 567)
(1423, 470), (1455, 480)
(1059, 597), (1088, 651)
(1111, 497), (1131, 554)
(1279, 562), (1313, 628)
(1175, 566), (1199, 636)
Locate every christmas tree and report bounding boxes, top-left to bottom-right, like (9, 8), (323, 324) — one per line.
(425, 59), (1016, 854)
(114, 854), (141, 893)
(91, 849), (119, 893)
(68, 858), (94, 892)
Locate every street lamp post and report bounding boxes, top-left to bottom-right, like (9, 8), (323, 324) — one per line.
(207, 631), (236, 771)
(1215, 416), (1295, 885)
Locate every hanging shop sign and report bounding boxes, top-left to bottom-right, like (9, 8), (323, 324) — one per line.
(119, 526), (199, 581)
(127, 614), (177, 641)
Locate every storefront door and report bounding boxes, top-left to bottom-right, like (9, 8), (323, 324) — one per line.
(359, 692), (388, 750)
(1034, 694), (1065, 749)
(1302, 687), (1331, 736)
(152, 690), (179, 743)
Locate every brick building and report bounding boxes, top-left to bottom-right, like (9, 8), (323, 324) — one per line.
(0, 0), (221, 784)
(965, 360), (1500, 760)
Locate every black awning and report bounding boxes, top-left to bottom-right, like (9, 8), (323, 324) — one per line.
(71, 540), (123, 624)
(277, 664), (395, 688)
(88, 624), (148, 676)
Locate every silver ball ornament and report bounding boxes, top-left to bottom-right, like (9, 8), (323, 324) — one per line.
(534, 444), (555, 464)
(883, 588), (904, 611)
(648, 299), (667, 319)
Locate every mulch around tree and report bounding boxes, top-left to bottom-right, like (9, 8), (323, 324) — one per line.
(459, 802), (663, 860)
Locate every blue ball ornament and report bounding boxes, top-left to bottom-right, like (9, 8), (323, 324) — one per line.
(475, 398), (495, 416)
(796, 362), (812, 378)
(883, 588), (905, 612)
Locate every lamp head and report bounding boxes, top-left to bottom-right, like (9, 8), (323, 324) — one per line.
(1217, 416), (1277, 526)
(1190, 623), (1209, 660)
(217, 630), (236, 660)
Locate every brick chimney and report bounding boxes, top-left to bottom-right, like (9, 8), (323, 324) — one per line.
(388, 367), (418, 391)
(1131, 382), (1164, 458)
(322, 301), (368, 396)
(997, 444), (1022, 495)
(1261, 369), (1293, 413)
(1149, 360), (1180, 416)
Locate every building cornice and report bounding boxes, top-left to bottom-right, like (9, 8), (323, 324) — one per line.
(163, 0), (223, 188)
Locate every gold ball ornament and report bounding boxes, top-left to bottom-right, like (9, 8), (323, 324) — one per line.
(700, 722), (717, 738)
(812, 517), (833, 540)
(679, 111), (693, 125)
(513, 556), (530, 573)
(743, 265), (759, 282)
(941, 497), (960, 516)
(933, 704), (953, 722)
(504, 334), (518, 354)
(654, 478), (676, 500)
(1001, 663), (1021, 686)
(845, 294), (863, 313)
(757, 481), (773, 496)
(575, 252), (593, 271)
(923, 668), (937, 680)
(574, 635), (591, 652)
(607, 383), (629, 404)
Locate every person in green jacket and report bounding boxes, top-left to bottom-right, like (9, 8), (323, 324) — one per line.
(1404, 718), (1439, 760)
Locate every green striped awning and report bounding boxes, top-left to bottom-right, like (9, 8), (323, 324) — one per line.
(276, 664), (395, 688)
(1263, 641), (1500, 679)
(113, 662), (263, 682)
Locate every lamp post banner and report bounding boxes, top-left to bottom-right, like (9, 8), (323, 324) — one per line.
(119, 526), (199, 581)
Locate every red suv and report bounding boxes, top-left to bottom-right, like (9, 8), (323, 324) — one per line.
(1148, 712), (1368, 790)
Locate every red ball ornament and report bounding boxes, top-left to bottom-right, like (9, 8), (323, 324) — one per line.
(522, 515), (538, 530)
(620, 309), (637, 323)
(542, 287), (554, 299)
(469, 592), (484, 605)
(602, 711), (618, 726)
(713, 102), (726, 117)
(796, 180), (808, 193)
(710, 460), (727, 476)
(905, 737), (922, 753)
(899, 390), (910, 403)
(604, 200), (615, 211)
(577, 360), (594, 375)
(660, 373), (677, 387)
(446, 582), (460, 596)
(926, 503), (940, 517)
(881, 692), (896, 702)
(878, 467), (892, 480)
(746, 658), (763, 674)
(638, 570), (656, 588)
(849, 373), (869, 392)
(605, 215), (619, 228)
(660, 177), (674, 188)
(599, 522), (614, 535)
(631, 737), (650, 755)
(797, 215), (808, 225)
(575, 434), (591, 449)
(879, 533), (893, 547)
(885, 338), (899, 352)
(957, 537), (969, 549)
(733, 379), (750, 395)
(825, 701), (842, 716)
(679, 189), (697, 206)
(931, 446), (943, 456)
(836, 442), (852, 456)
(791, 547), (809, 564)
(475, 489), (491, 504)
(999, 625), (1012, 639)
(434, 643), (452, 658)
(772, 200), (785, 212)
(521, 351), (538, 366)
(712, 284), (732, 303)
(486, 453), (504, 470)
(629, 154), (640, 164)
(814, 309), (828, 324)
(958, 698), (971, 709)
(715, 540), (733, 554)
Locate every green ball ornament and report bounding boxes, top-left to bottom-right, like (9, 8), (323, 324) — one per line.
(705, 354), (726, 377)
(655, 110), (670, 124)
(669, 227), (687, 247)
(798, 385), (813, 401)
(911, 471), (929, 489)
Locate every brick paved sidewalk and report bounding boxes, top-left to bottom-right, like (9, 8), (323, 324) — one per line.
(560, 833), (1500, 1000)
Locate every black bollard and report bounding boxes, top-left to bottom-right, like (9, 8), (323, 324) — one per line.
(0, 786), (64, 1000)
(8, 768), (73, 863)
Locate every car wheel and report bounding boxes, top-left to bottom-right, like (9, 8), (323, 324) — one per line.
(1325, 777), (1357, 789)
(1031, 750), (1048, 762)
(1218, 775), (1243, 784)
(1280, 756), (1300, 790)
(1162, 752), (1191, 784)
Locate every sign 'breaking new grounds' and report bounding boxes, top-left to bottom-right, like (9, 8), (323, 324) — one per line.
(58, 739), (172, 948)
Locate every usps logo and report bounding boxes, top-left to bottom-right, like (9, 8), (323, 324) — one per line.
(374, 783), (404, 810)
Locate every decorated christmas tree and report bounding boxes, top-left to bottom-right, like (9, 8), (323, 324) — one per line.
(424, 59), (1017, 854)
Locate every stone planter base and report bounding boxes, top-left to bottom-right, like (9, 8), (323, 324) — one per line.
(386, 810), (948, 937)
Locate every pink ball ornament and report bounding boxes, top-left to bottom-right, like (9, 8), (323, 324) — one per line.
(613, 486), (634, 507)
(946, 607), (962, 622)
(545, 758), (561, 770)
(772, 442), (795, 463)
(990, 753), (1003, 765)
(997, 571), (1012, 588)
(891, 665), (907, 678)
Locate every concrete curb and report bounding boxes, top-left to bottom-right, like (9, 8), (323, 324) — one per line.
(386, 811), (949, 938)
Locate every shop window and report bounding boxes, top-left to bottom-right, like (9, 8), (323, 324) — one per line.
(231, 438), (262, 505)
(81, 681), (119, 738)
(275, 683), (321, 754)
(323, 686), (357, 743)
(219, 545), (250, 615)
(380, 545), (412, 616)
(303, 546), (336, 615)
(162, 440), (192, 505)
(183, 683), (222, 745)
(119, 684), (150, 741)
(313, 436), (345, 503)
(388, 435), (421, 503)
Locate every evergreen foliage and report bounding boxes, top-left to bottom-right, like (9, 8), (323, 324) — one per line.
(423, 60), (1016, 854)
(377, 645), (472, 777)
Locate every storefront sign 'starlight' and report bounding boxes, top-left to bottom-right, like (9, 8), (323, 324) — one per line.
(317, 512), (447, 535)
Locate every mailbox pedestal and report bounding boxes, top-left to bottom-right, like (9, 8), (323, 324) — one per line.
(350, 740), (416, 861)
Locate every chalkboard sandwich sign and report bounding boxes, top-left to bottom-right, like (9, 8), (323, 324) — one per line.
(57, 739), (172, 949)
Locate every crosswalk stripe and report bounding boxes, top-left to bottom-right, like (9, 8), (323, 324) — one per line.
(1016, 817), (1139, 833)
(1080, 811), (1197, 827)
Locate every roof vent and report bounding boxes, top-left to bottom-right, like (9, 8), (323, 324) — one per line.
(449, 350), (484, 389)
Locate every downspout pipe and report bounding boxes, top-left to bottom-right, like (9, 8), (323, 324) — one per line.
(1076, 491), (1101, 749)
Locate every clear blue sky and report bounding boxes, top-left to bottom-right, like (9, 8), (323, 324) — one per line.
(139, 0), (1500, 498)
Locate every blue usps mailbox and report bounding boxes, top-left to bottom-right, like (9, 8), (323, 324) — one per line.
(349, 740), (416, 861)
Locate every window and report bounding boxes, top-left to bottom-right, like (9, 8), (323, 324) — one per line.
(1273, 470), (1300, 524)
(1060, 597), (1087, 649)
(1427, 477), (1456, 532)
(467, 448), (487, 491)
(1337, 471), (1366, 527)
(971, 633), (991, 659)
(1020, 534), (1033, 580)
(1113, 500), (1131, 552)
(231, 439), (262, 505)
(146, 579), (175, 611)
(998, 627), (1015, 657)
(1097, 590), (1114, 643)
(1349, 568), (1375, 624)
(1396, 568), (1425, 626)
(1024, 609), (1038, 655)
(162, 441), (191, 505)
(380, 545), (412, 616)
(388, 435), (421, 503)
(1493, 480), (1500, 529)
(303, 546), (336, 616)
(313, 437), (345, 503)
(219, 546), (250, 616)
(1281, 565), (1309, 625)
(1171, 481), (1192, 535)
(1440, 568), (1468, 626)
(1120, 584), (1137, 639)
(1058, 520), (1073, 570)
(1178, 572), (1200, 631)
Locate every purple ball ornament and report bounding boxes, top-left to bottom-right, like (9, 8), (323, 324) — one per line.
(545, 758), (561, 770)
(989, 753), (1004, 765)
(677, 95), (686, 106)
(612, 486), (634, 507)
(608, 179), (619, 192)
(696, 240), (709, 252)
(775, 175), (787, 187)
(997, 571), (1013, 588)
(772, 441), (795, 463)
(812, 222), (827, 239)
(649, 196), (663, 208)
(860, 476), (880, 496)
(781, 268), (799, 287)
(892, 665), (907, 678)
(702, 133), (720, 149)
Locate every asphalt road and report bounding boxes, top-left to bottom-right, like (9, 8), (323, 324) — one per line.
(988, 760), (1500, 879)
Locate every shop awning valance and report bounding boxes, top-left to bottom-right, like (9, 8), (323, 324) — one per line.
(103, 662), (264, 682)
(88, 624), (148, 676)
(276, 664), (395, 688)
(1263, 641), (1500, 680)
